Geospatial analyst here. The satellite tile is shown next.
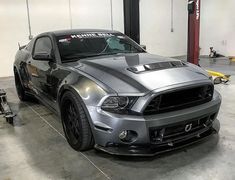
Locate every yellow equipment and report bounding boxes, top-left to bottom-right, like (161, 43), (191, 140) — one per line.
(206, 70), (230, 84)
(229, 56), (235, 63)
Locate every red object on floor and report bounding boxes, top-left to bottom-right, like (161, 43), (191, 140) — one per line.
(187, 0), (201, 65)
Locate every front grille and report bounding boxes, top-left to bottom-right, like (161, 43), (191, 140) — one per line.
(144, 85), (213, 115)
(149, 113), (217, 144)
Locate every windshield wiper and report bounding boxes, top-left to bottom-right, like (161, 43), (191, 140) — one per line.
(62, 53), (104, 61)
(83, 52), (122, 58)
(62, 51), (137, 61)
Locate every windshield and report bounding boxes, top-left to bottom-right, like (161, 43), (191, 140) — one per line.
(56, 33), (145, 62)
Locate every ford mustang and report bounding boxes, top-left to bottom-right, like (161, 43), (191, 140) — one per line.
(13, 29), (221, 156)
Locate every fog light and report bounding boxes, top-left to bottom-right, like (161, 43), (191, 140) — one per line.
(119, 130), (128, 140)
(119, 130), (138, 143)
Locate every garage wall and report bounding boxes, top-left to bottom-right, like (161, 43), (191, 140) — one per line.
(28, 0), (71, 36)
(140, 0), (235, 57)
(200, 0), (235, 56)
(0, 0), (123, 77)
(1, 0), (234, 77)
(70, 0), (124, 32)
(140, 0), (188, 57)
(0, 0), (29, 78)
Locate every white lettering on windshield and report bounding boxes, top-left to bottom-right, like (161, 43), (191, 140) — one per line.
(70, 33), (114, 39)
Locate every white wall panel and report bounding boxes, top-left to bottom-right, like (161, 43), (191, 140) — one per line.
(200, 0), (235, 56)
(29, 0), (70, 35)
(1, 0), (234, 77)
(112, 0), (124, 32)
(70, 0), (111, 29)
(0, 0), (123, 77)
(140, 0), (235, 57)
(0, 0), (29, 77)
(70, 0), (123, 32)
(140, 0), (188, 57)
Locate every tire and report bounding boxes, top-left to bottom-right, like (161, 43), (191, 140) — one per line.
(60, 91), (94, 151)
(14, 70), (30, 101)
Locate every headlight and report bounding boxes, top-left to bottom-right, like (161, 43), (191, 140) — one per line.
(101, 96), (138, 114)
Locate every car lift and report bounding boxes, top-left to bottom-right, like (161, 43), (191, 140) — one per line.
(206, 70), (230, 84)
(187, 0), (230, 84)
(0, 89), (15, 124)
(229, 56), (235, 64)
(187, 0), (200, 65)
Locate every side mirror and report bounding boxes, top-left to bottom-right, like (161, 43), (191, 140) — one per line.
(140, 45), (146, 50)
(33, 52), (53, 61)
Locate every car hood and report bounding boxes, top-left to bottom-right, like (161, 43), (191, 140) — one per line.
(73, 53), (210, 94)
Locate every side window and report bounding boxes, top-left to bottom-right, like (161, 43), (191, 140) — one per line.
(34, 37), (52, 54)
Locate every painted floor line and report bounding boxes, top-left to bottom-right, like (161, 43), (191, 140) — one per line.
(26, 103), (111, 180)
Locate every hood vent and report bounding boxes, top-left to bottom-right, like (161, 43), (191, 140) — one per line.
(127, 61), (186, 74)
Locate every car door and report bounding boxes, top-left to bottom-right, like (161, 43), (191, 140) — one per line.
(26, 36), (56, 104)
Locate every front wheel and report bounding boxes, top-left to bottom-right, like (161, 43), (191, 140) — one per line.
(60, 91), (94, 151)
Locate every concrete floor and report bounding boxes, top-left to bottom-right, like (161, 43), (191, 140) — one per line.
(0, 57), (235, 180)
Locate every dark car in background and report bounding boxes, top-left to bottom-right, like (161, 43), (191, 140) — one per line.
(13, 29), (221, 156)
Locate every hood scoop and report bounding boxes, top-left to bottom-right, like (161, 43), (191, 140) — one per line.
(127, 61), (187, 74)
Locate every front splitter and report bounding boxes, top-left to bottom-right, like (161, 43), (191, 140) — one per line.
(94, 120), (220, 156)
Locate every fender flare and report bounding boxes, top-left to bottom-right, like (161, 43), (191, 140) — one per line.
(58, 84), (96, 132)
(13, 65), (24, 87)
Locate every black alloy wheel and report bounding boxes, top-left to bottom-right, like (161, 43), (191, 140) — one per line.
(60, 91), (94, 151)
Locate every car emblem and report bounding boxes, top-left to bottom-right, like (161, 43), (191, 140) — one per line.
(185, 123), (192, 132)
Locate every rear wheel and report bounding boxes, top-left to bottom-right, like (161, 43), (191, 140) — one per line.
(60, 91), (94, 151)
(14, 70), (30, 101)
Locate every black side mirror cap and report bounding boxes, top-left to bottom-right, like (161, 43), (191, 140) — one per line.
(33, 52), (53, 61)
(140, 45), (146, 50)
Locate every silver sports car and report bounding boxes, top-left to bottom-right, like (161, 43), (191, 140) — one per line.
(14, 29), (221, 156)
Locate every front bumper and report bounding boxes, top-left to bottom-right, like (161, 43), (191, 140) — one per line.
(87, 91), (221, 156)
(94, 119), (219, 156)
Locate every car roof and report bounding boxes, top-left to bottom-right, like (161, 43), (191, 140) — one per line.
(39, 29), (121, 36)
